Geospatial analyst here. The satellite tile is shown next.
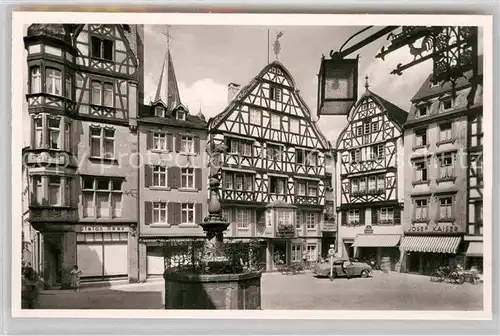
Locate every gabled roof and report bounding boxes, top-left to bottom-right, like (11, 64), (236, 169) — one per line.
(151, 48), (182, 110)
(139, 104), (207, 130)
(209, 61), (330, 150)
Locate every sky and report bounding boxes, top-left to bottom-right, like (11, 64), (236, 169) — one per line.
(22, 25), (483, 147)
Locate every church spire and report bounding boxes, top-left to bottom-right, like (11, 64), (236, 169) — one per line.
(152, 26), (181, 110)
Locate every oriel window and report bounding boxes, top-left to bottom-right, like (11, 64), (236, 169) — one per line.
(47, 117), (60, 150)
(30, 67), (41, 94)
(45, 68), (62, 96)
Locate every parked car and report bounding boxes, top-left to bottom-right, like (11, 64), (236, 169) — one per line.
(312, 258), (372, 279)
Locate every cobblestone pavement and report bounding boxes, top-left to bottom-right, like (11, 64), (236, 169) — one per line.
(37, 271), (483, 310)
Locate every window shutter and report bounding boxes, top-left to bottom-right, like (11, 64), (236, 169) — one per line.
(146, 132), (153, 149)
(144, 165), (152, 187)
(174, 202), (182, 225)
(194, 136), (200, 154)
(394, 207), (401, 224)
(144, 202), (152, 225)
(168, 167), (180, 189)
(371, 207), (378, 225)
(167, 133), (173, 151)
(195, 203), (203, 224)
(360, 209), (365, 225)
(195, 168), (202, 190)
(167, 167), (174, 188)
(167, 202), (175, 225)
(175, 134), (181, 152)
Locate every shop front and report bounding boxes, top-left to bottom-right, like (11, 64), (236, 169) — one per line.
(75, 224), (131, 280)
(399, 235), (462, 275)
(465, 241), (483, 272)
(352, 234), (401, 271)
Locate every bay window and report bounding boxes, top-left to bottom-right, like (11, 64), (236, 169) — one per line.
(48, 117), (60, 149)
(33, 117), (43, 149)
(307, 182), (317, 197)
(368, 176), (376, 191)
(31, 175), (73, 207)
(33, 175), (43, 205)
(45, 68), (62, 96)
(377, 175), (385, 190)
(30, 67), (41, 93)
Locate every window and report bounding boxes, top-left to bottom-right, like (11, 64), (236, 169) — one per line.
(30, 67), (41, 93)
(305, 212), (316, 229)
(295, 212), (302, 230)
(250, 108), (261, 125)
(306, 152), (317, 166)
(235, 209), (251, 229)
(244, 175), (253, 191)
(181, 203), (195, 225)
(47, 117), (60, 149)
(417, 105), (428, 117)
(414, 161), (428, 182)
(297, 181), (306, 196)
(91, 36), (113, 61)
(223, 172), (234, 190)
(371, 121), (378, 132)
(370, 144), (384, 159)
(439, 153), (454, 179)
(64, 121), (71, 151)
(176, 110), (186, 121)
(181, 168), (194, 189)
(153, 133), (167, 151)
(64, 73), (72, 99)
(269, 86), (282, 101)
(351, 179), (359, 193)
(82, 177), (123, 219)
(271, 115), (281, 130)
(377, 175), (385, 190)
(439, 197), (453, 219)
(90, 126), (115, 159)
(45, 68), (61, 95)
(348, 209), (360, 224)
(291, 245), (302, 262)
(475, 201), (483, 223)
(350, 149), (361, 163)
(270, 177), (285, 194)
(414, 199), (428, 220)
(368, 176), (376, 191)
(266, 144), (282, 161)
(439, 123), (452, 142)
(289, 118), (299, 133)
(307, 182), (317, 197)
(48, 176), (61, 205)
(379, 207), (394, 223)
(296, 149), (304, 164)
(356, 126), (363, 136)
(442, 98), (453, 111)
(33, 176), (43, 205)
(359, 177), (366, 192)
(364, 122), (371, 134)
(91, 81), (114, 107)
(415, 129), (427, 147)
(228, 138), (252, 156)
(155, 106), (165, 117)
(33, 117), (43, 149)
(153, 202), (167, 224)
(152, 166), (167, 187)
(181, 136), (194, 154)
(306, 245), (317, 261)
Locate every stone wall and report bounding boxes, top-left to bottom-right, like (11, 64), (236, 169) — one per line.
(164, 271), (261, 310)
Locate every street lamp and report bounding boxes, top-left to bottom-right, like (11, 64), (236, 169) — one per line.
(317, 56), (359, 116)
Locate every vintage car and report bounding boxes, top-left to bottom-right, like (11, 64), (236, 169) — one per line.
(312, 258), (372, 279)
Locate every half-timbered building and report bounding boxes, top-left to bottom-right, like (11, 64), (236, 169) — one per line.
(400, 56), (483, 275)
(335, 80), (407, 271)
(208, 61), (334, 271)
(136, 44), (208, 281)
(23, 24), (143, 287)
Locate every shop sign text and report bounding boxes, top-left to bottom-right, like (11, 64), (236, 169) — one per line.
(78, 225), (128, 233)
(408, 225), (459, 233)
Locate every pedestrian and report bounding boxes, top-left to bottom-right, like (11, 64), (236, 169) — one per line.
(342, 260), (351, 280)
(70, 265), (82, 291)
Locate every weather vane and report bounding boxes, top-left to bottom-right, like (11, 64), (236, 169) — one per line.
(273, 31), (284, 60)
(365, 75), (370, 90)
(162, 25), (174, 49)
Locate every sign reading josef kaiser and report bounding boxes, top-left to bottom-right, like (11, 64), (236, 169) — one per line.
(76, 224), (129, 233)
(408, 223), (459, 233)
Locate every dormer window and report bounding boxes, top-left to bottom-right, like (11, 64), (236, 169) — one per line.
(442, 98), (453, 111)
(176, 110), (186, 121)
(418, 105), (427, 117)
(154, 106), (165, 117)
(91, 36), (113, 61)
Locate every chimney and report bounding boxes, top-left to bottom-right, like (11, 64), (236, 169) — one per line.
(227, 82), (241, 103)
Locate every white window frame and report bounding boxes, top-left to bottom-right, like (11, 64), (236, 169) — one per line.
(81, 177), (123, 219)
(176, 110), (186, 121)
(153, 202), (167, 224)
(47, 117), (61, 150)
(289, 118), (299, 133)
(155, 106), (165, 117)
(181, 135), (194, 154)
(305, 212), (316, 229)
(439, 197), (453, 219)
(244, 175), (253, 191)
(181, 203), (195, 225)
(306, 245), (317, 261)
(297, 181), (306, 196)
(271, 114), (281, 130)
(250, 108), (261, 125)
(351, 179), (359, 193)
(30, 67), (41, 93)
(376, 175), (385, 190)
(90, 126), (115, 159)
(348, 209), (360, 224)
(439, 123), (453, 142)
(33, 117), (43, 149)
(46, 68), (62, 96)
(307, 182), (317, 197)
(414, 161), (428, 182)
(415, 129), (427, 147)
(181, 168), (195, 189)
(291, 245), (302, 262)
(152, 166), (167, 187)
(65, 73), (72, 99)
(223, 172), (233, 190)
(368, 176), (376, 191)
(439, 153), (454, 178)
(236, 209), (251, 229)
(48, 176), (61, 206)
(153, 132), (167, 151)
(379, 207), (394, 222)
(64, 121), (71, 151)
(414, 199), (428, 220)
(91, 80), (114, 107)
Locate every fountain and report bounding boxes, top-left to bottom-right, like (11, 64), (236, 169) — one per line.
(163, 141), (262, 310)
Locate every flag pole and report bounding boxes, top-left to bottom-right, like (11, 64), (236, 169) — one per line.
(267, 29), (270, 64)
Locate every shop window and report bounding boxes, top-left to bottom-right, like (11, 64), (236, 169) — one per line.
(291, 245), (302, 262)
(306, 245), (317, 261)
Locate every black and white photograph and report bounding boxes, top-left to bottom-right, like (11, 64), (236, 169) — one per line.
(11, 13), (492, 319)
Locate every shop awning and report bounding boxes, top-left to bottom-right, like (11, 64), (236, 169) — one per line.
(352, 234), (401, 247)
(466, 242), (483, 257)
(400, 236), (461, 254)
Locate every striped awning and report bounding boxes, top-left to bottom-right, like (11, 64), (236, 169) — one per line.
(466, 242), (483, 257)
(352, 234), (401, 247)
(400, 236), (461, 254)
